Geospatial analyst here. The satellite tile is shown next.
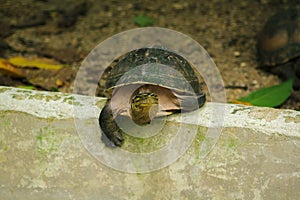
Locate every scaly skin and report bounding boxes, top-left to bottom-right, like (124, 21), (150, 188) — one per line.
(99, 100), (124, 147)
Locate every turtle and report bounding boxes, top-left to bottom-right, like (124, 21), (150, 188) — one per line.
(257, 8), (300, 89)
(97, 47), (206, 147)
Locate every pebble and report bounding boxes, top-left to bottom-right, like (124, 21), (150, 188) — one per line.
(240, 62), (247, 67)
(172, 3), (185, 10)
(252, 79), (258, 85)
(234, 51), (241, 57)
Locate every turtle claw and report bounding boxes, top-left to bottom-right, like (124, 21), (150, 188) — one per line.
(113, 131), (124, 146)
(101, 130), (124, 147)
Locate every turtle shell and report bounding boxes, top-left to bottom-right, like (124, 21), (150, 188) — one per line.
(97, 47), (203, 97)
(98, 47), (205, 147)
(257, 8), (300, 67)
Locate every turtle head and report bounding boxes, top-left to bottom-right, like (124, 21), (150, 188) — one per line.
(130, 92), (159, 125)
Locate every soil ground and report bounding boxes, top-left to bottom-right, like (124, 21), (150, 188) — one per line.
(0, 0), (299, 109)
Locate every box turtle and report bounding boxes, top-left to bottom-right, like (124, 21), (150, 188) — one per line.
(97, 47), (206, 147)
(257, 8), (300, 89)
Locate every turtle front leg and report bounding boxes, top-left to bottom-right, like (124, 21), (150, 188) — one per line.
(99, 100), (124, 147)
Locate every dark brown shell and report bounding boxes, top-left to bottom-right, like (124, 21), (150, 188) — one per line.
(96, 47), (203, 97)
(257, 8), (300, 67)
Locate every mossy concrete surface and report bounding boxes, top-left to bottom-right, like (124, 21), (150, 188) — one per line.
(0, 86), (299, 199)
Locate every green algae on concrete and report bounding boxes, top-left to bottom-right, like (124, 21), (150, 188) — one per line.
(35, 126), (66, 155)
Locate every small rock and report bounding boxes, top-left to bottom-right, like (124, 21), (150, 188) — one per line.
(234, 51), (241, 57)
(252, 79), (258, 85)
(240, 62), (247, 67)
(172, 3), (185, 10)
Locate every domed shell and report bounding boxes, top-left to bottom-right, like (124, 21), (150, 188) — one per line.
(257, 8), (300, 66)
(98, 47), (203, 97)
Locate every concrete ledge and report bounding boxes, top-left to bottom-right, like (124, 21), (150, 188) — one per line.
(0, 86), (299, 199)
(1, 86), (298, 136)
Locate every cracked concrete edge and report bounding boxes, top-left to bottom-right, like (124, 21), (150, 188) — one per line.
(0, 86), (299, 138)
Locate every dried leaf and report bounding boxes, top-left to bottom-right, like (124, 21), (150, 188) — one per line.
(231, 100), (253, 106)
(0, 58), (25, 78)
(8, 56), (64, 70)
(55, 79), (64, 86)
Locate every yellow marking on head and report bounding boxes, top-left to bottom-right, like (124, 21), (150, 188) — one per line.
(130, 92), (159, 125)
